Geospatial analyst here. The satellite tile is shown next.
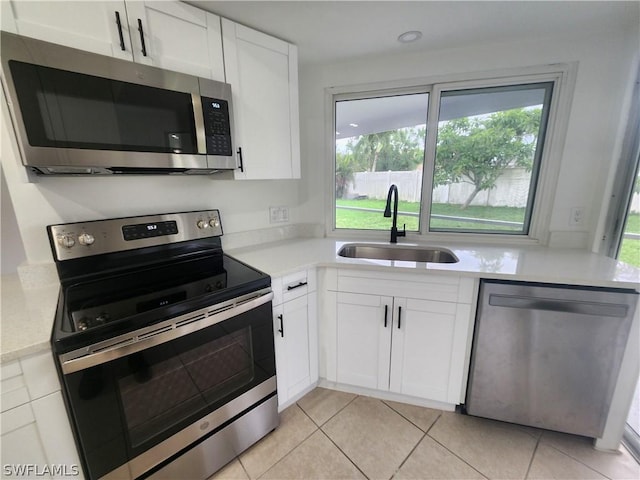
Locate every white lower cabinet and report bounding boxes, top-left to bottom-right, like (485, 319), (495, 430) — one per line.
(272, 269), (318, 410)
(1, 351), (83, 478)
(327, 268), (476, 406)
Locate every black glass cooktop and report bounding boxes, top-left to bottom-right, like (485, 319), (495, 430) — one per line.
(52, 253), (270, 352)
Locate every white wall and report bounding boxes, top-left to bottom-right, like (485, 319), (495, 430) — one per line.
(0, 89), (305, 265)
(1, 165), (26, 273)
(3, 23), (638, 266)
(298, 26), (639, 249)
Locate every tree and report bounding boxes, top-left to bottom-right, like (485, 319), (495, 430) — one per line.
(346, 127), (425, 173)
(377, 127), (426, 171)
(435, 108), (541, 209)
(351, 131), (392, 172)
(335, 152), (355, 198)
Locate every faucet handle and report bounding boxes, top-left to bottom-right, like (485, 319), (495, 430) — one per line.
(399, 223), (406, 237)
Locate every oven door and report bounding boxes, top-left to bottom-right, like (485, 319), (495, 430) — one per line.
(57, 292), (275, 480)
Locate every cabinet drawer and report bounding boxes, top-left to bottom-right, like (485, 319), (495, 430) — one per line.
(272, 269), (316, 306)
(282, 269), (316, 302)
(337, 269), (472, 303)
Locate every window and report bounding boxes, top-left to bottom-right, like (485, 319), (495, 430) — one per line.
(335, 92), (428, 232)
(333, 75), (557, 239)
(430, 83), (552, 234)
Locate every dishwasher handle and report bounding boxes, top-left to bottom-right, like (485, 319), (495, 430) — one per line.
(488, 294), (629, 318)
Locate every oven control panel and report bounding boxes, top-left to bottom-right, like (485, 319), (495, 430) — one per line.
(48, 210), (223, 261)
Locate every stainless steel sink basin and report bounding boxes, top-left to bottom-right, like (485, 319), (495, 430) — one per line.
(337, 243), (459, 263)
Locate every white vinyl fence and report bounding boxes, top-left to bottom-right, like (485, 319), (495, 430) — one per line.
(346, 168), (532, 207)
(346, 169), (640, 213)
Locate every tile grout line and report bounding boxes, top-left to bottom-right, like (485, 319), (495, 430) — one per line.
(310, 393), (371, 478)
(425, 415), (490, 479)
(390, 428), (430, 478)
(523, 436), (541, 480)
(264, 394), (368, 478)
(381, 399), (443, 433)
(378, 399), (445, 477)
(316, 427), (371, 479)
(248, 404), (320, 480)
(236, 456), (251, 480)
(253, 425), (320, 480)
(298, 390), (359, 429)
(542, 440), (616, 480)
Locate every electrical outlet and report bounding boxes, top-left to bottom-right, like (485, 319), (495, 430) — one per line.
(269, 206), (289, 223)
(569, 207), (584, 226)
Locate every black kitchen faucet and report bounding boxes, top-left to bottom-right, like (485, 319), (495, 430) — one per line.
(383, 184), (406, 244)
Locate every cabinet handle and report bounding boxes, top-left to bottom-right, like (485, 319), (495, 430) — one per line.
(287, 281), (308, 291)
(277, 314), (284, 337)
(115, 11), (126, 51)
(397, 306), (402, 329)
(384, 305), (388, 328)
(237, 147), (244, 172)
(137, 19), (147, 57)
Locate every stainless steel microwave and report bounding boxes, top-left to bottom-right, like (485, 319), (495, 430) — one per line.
(0, 32), (237, 175)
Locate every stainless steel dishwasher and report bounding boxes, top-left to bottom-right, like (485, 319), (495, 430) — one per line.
(466, 280), (638, 438)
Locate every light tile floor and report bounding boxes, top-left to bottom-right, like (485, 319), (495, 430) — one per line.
(210, 387), (640, 480)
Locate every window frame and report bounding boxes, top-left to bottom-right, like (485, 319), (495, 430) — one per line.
(332, 85), (431, 234)
(325, 64), (576, 245)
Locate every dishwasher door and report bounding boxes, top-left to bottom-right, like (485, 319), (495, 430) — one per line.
(465, 280), (638, 438)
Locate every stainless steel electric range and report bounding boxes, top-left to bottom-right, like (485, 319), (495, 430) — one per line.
(48, 210), (278, 480)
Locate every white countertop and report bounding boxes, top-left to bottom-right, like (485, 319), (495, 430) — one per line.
(1, 272), (60, 363)
(228, 238), (640, 289)
(2, 238), (639, 363)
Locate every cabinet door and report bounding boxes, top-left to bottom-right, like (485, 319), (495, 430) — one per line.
(273, 304), (288, 405)
(7, 0), (133, 60)
(389, 298), (459, 402)
(273, 295), (311, 406)
(221, 18), (300, 179)
(336, 292), (392, 390)
(124, 1), (224, 80)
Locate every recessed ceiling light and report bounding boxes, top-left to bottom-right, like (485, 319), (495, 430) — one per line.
(397, 30), (423, 43)
(349, 123), (359, 127)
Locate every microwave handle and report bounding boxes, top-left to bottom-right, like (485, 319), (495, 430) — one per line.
(237, 147), (244, 172)
(192, 94), (207, 154)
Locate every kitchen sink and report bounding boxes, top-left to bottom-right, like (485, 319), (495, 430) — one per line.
(337, 243), (459, 263)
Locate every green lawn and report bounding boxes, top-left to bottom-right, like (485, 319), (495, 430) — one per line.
(336, 199), (525, 232)
(620, 213), (640, 267)
(335, 198), (640, 267)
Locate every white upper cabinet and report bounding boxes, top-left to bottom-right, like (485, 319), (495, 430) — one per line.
(124, 1), (224, 80)
(6, 0), (134, 61)
(4, 1), (225, 80)
(221, 18), (301, 179)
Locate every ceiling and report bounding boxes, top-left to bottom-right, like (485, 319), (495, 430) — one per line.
(187, 1), (640, 65)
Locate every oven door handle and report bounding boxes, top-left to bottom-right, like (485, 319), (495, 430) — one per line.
(59, 289), (273, 375)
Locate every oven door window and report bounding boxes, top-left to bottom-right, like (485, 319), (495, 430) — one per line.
(9, 60), (197, 153)
(120, 327), (254, 448)
(62, 302), (274, 479)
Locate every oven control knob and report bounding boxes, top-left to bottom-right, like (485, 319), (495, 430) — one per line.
(197, 220), (209, 229)
(209, 218), (220, 228)
(78, 233), (95, 246)
(58, 234), (76, 248)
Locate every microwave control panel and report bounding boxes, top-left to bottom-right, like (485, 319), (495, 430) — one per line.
(201, 97), (232, 156)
